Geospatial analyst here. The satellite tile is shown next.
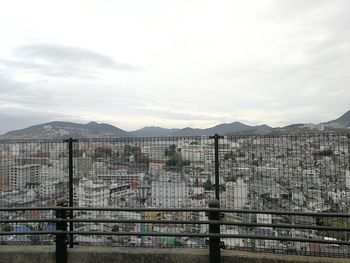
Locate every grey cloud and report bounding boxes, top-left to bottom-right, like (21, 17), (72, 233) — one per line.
(0, 58), (95, 78)
(0, 44), (139, 79)
(0, 73), (24, 93)
(0, 71), (131, 109)
(15, 44), (137, 71)
(0, 59), (93, 78)
(0, 74), (50, 105)
(217, 36), (350, 122)
(0, 59), (42, 71)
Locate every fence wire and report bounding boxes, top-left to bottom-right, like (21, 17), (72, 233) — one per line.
(0, 140), (67, 244)
(0, 134), (349, 257)
(72, 137), (211, 247)
(221, 134), (350, 256)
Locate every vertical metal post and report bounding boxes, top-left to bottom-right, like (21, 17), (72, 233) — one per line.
(210, 134), (223, 200)
(138, 179), (150, 246)
(208, 135), (222, 262)
(65, 138), (76, 248)
(141, 202), (145, 246)
(208, 199), (221, 263)
(56, 198), (68, 263)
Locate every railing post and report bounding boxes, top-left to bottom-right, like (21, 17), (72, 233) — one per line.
(64, 138), (77, 248)
(210, 134), (223, 200)
(208, 199), (221, 263)
(56, 198), (68, 263)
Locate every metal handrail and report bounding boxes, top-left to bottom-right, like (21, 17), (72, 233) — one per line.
(2, 206), (350, 217)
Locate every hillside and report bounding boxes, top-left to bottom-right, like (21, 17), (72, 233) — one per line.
(331, 110), (350, 126)
(0, 121), (130, 139)
(2, 109), (349, 139)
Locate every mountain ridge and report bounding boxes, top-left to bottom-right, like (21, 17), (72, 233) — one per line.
(0, 121), (130, 139)
(329, 110), (350, 126)
(1, 109), (349, 139)
(130, 126), (181, 137)
(0, 121), (272, 139)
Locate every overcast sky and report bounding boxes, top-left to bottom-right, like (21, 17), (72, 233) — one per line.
(0, 0), (349, 134)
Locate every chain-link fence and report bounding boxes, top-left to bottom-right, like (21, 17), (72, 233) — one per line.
(0, 139), (68, 244)
(1, 133), (350, 257)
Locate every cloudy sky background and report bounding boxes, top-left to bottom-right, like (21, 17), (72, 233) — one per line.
(0, 0), (349, 134)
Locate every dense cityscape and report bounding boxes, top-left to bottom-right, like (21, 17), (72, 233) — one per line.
(0, 134), (349, 255)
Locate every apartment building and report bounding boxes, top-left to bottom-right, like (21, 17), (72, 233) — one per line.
(9, 164), (40, 190)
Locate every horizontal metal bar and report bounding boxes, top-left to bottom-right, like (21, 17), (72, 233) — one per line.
(219, 209), (350, 218)
(0, 231), (57, 236)
(1, 218), (349, 232)
(2, 206), (349, 218)
(0, 218), (209, 224)
(219, 234), (350, 246)
(0, 207), (211, 212)
(0, 139), (65, 143)
(1, 230), (349, 246)
(0, 219), (59, 223)
(64, 207), (213, 212)
(76, 136), (207, 142)
(0, 133), (348, 143)
(0, 230), (209, 237)
(221, 222), (350, 232)
(0, 207), (58, 212)
(55, 219), (350, 232)
(66, 231), (209, 238)
(225, 132), (350, 139)
(63, 219), (209, 224)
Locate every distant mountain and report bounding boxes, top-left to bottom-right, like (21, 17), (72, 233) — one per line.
(205, 122), (259, 135)
(157, 122), (272, 136)
(0, 121), (273, 139)
(130, 126), (181, 137)
(0, 121), (130, 139)
(254, 124), (273, 132)
(2, 109), (349, 139)
(171, 127), (204, 137)
(329, 110), (350, 126)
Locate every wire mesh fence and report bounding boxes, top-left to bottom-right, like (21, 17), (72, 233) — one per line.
(72, 137), (212, 247)
(0, 140), (68, 244)
(0, 133), (350, 257)
(220, 133), (350, 256)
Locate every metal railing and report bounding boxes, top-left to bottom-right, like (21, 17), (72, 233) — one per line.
(0, 133), (350, 260)
(1, 201), (350, 263)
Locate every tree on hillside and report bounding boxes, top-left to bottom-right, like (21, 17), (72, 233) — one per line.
(1, 224), (13, 232)
(203, 176), (213, 190)
(94, 147), (112, 159)
(122, 145), (149, 163)
(165, 145), (190, 170)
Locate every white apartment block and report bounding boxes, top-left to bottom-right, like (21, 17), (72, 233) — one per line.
(225, 178), (248, 209)
(151, 181), (187, 207)
(141, 144), (169, 159)
(78, 178), (109, 207)
(40, 166), (66, 182)
(346, 170), (350, 190)
(96, 170), (143, 184)
(9, 164), (40, 190)
(110, 183), (131, 198)
(39, 180), (59, 197)
(149, 162), (166, 174)
(180, 144), (204, 162)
